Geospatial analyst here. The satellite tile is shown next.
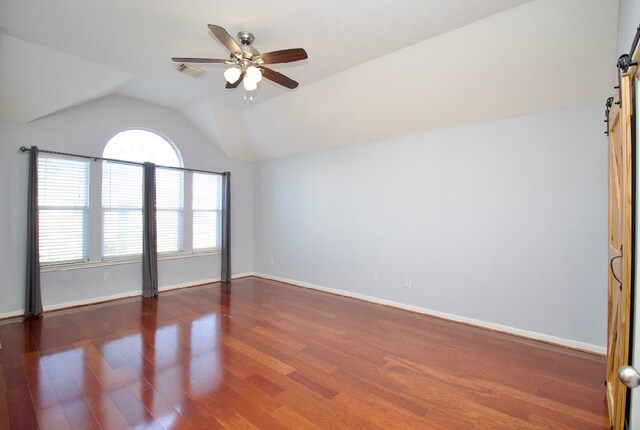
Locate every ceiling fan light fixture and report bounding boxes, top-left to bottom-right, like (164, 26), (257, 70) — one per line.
(246, 66), (262, 83)
(243, 77), (258, 91)
(224, 67), (241, 84)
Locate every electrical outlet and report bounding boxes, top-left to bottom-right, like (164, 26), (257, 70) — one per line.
(373, 273), (379, 282)
(405, 278), (412, 289)
(103, 272), (110, 281)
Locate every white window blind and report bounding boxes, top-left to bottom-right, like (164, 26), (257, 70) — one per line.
(102, 160), (143, 258)
(156, 167), (184, 253)
(38, 156), (90, 265)
(192, 172), (222, 250)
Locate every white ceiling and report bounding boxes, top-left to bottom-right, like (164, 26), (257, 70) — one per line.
(244, 0), (619, 159)
(0, 35), (135, 123)
(0, 0), (618, 160)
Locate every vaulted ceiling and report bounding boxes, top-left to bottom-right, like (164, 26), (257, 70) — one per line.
(0, 0), (618, 161)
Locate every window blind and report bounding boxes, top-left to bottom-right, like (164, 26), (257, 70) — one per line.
(102, 160), (143, 258)
(156, 167), (184, 253)
(38, 156), (90, 265)
(192, 172), (222, 250)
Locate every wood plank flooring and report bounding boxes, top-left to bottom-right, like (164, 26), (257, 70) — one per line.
(0, 277), (609, 429)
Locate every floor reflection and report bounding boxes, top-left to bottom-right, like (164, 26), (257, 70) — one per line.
(141, 296), (160, 426)
(1, 279), (609, 428)
(19, 288), (229, 429)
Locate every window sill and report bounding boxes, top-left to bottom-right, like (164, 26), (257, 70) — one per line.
(40, 250), (221, 273)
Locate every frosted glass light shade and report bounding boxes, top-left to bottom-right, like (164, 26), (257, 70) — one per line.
(243, 77), (257, 91)
(246, 66), (262, 83)
(224, 67), (241, 84)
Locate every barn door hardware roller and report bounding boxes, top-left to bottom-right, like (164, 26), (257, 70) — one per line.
(604, 96), (614, 136)
(614, 54), (637, 108)
(614, 24), (640, 108)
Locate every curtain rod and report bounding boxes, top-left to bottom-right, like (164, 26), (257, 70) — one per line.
(19, 146), (225, 176)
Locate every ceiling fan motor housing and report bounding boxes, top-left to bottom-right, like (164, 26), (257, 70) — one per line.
(238, 31), (255, 46)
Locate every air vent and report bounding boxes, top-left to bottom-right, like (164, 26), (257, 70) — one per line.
(177, 63), (205, 78)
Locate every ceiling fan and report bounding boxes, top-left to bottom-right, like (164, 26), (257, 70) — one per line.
(172, 24), (308, 92)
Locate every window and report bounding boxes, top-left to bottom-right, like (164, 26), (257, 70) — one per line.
(103, 129), (183, 257)
(102, 161), (143, 258)
(192, 172), (222, 250)
(35, 128), (223, 268)
(156, 167), (184, 253)
(38, 156), (89, 265)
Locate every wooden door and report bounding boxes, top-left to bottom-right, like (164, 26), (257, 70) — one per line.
(607, 72), (634, 430)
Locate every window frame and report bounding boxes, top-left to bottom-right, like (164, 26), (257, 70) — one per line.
(101, 129), (185, 260)
(101, 160), (144, 260)
(37, 128), (225, 273)
(38, 155), (91, 267)
(155, 166), (185, 255)
(192, 172), (223, 252)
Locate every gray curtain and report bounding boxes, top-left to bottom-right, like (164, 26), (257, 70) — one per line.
(25, 146), (42, 317)
(143, 162), (158, 297)
(221, 172), (231, 283)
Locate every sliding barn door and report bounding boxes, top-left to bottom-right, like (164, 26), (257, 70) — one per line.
(607, 72), (635, 430)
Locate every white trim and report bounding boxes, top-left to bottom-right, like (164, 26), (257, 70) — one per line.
(41, 250), (222, 273)
(0, 310), (24, 320)
(228, 272), (255, 279)
(158, 277), (220, 292)
(43, 290), (141, 312)
(4, 272), (603, 356)
(42, 258), (140, 272)
(1, 273), (254, 318)
(255, 273), (606, 356)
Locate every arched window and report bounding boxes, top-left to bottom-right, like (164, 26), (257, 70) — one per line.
(103, 129), (182, 167)
(102, 129), (184, 257)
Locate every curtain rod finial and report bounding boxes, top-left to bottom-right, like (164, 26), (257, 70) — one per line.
(19, 146), (29, 152)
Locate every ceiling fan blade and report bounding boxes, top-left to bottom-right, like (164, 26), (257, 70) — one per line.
(171, 57), (228, 64)
(260, 67), (299, 89)
(225, 71), (245, 89)
(208, 24), (243, 58)
(259, 48), (308, 64)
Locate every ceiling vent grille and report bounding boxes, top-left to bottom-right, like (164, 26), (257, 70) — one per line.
(177, 63), (205, 78)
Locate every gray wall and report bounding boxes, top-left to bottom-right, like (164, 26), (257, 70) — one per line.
(0, 95), (253, 315)
(253, 103), (607, 347)
(617, 0), (640, 55)
(0, 92), (609, 348)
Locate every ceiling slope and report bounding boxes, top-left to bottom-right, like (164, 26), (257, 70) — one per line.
(181, 100), (255, 161)
(0, 0), (616, 161)
(0, 0), (532, 111)
(0, 35), (135, 123)
(242, 0), (618, 160)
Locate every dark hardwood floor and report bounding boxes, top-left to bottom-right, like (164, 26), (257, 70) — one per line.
(0, 277), (608, 429)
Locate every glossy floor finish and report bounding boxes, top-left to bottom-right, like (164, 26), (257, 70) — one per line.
(0, 277), (608, 429)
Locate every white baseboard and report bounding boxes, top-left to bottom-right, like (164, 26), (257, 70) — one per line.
(227, 272), (256, 280)
(2, 272), (606, 356)
(43, 291), (142, 312)
(255, 273), (606, 356)
(158, 277), (221, 293)
(1, 273), (254, 319)
(0, 310), (24, 320)
(157, 273), (254, 292)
